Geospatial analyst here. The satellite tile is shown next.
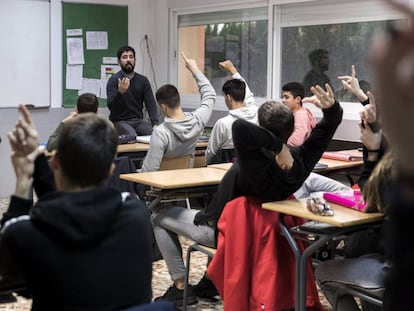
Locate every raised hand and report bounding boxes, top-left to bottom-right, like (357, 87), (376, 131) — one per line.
(118, 77), (130, 94)
(338, 65), (368, 102)
(181, 52), (200, 75)
(8, 105), (39, 157)
(219, 60), (237, 75)
(302, 84), (336, 110)
(359, 91), (377, 124)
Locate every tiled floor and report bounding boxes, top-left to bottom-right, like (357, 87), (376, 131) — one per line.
(0, 197), (332, 310)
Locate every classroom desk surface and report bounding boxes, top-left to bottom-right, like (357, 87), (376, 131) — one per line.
(314, 158), (363, 173)
(262, 198), (383, 311)
(117, 141), (208, 154)
(207, 163), (233, 170)
(262, 198), (383, 227)
(120, 167), (227, 189)
(207, 158), (363, 173)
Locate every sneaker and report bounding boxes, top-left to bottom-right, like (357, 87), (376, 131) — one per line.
(193, 275), (219, 298)
(154, 284), (198, 307)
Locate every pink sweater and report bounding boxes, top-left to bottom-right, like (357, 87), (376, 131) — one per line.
(288, 107), (316, 146)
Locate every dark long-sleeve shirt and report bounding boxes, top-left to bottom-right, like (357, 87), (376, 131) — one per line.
(107, 71), (158, 125)
(199, 101), (343, 224)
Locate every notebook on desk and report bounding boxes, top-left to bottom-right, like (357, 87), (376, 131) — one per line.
(322, 150), (363, 161)
(136, 135), (151, 144)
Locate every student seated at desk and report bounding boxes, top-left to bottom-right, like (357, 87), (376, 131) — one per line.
(202, 84), (342, 310)
(281, 81), (351, 198)
(1, 106), (153, 311)
(315, 92), (387, 311)
(46, 93), (98, 152)
(140, 52), (215, 172)
(205, 60), (258, 165)
(152, 83), (342, 308)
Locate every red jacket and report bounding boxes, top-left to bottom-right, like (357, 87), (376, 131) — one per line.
(207, 196), (322, 311)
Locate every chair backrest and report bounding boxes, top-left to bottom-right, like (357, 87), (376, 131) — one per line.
(159, 155), (192, 171)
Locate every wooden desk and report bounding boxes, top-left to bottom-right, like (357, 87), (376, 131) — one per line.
(207, 158), (363, 174)
(117, 141), (208, 154)
(120, 167), (226, 189)
(117, 142), (150, 153)
(120, 167), (226, 211)
(262, 199), (382, 227)
(262, 199), (383, 311)
(207, 163), (233, 171)
(314, 158), (363, 173)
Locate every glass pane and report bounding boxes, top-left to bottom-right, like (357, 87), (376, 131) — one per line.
(281, 20), (400, 101)
(178, 19), (268, 97)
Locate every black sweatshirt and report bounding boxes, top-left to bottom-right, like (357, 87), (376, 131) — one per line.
(0, 181), (152, 311)
(107, 71), (159, 125)
(197, 101), (343, 226)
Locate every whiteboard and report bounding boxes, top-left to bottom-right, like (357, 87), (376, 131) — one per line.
(0, 0), (50, 108)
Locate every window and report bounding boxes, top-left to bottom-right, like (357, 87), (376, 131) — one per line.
(176, 7), (268, 107)
(276, 0), (404, 103)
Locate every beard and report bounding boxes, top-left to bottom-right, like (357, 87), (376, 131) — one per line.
(121, 62), (135, 74)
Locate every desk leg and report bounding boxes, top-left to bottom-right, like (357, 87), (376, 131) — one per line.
(147, 190), (178, 212)
(279, 214), (301, 311)
(279, 214), (336, 311)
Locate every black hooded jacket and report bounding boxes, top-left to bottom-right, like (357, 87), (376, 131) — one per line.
(0, 186), (152, 311)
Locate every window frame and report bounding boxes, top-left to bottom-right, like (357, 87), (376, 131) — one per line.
(169, 1), (271, 110)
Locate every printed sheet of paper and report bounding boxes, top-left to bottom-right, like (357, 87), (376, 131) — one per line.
(67, 37), (84, 65)
(66, 29), (83, 37)
(66, 64), (83, 90)
(78, 78), (101, 97)
(86, 31), (108, 50)
(100, 65), (120, 99)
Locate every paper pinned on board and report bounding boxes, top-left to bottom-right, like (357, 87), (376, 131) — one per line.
(100, 65), (120, 99)
(66, 29), (83, 37)
(66, 64), (83, 90)
(86, 31), (108, 50)
(78, 78), (101, 97)
(67, 37), (85, 65)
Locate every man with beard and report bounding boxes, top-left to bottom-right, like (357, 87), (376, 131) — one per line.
(303, 49), (332, 97)
(107, 45), (159, 136)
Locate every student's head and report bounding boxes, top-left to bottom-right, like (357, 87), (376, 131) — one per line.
(76, 93), (99, 114)
(282, 82), (305, 111)
(308, 49), (329, 71)
(117, 45), (136, 74)
(156, 84), (181, 114)
(53, 114), (117, 189)
(258, 101), (294, 143)
(222, 79), (246, 109)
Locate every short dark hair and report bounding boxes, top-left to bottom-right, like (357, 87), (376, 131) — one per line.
(76, 93), (99, 113)
(222, 79), (246, 102)
(308, 49), (328, 67)
(117, 45), (136, 60)
(282, 82), (305, 103)
(57, 114), (117, 187)
(258, 101), (294, 143)
(156, 84), (181, 109)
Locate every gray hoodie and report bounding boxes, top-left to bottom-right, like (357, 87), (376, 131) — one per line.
(141, 72), (215, 172)
(205, 73), (258, 163)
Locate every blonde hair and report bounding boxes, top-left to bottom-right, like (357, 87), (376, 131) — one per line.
(363, 151), (396, 214)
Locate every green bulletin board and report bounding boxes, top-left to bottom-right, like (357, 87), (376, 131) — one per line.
(62, 2), (128, 107)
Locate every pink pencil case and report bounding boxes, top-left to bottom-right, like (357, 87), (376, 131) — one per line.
(323, 192), (366, 211)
